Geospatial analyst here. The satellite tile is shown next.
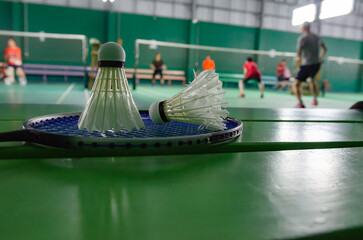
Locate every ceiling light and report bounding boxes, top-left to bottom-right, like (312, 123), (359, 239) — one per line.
(319, 0), (354, 20)
(292, 4), (316, 26)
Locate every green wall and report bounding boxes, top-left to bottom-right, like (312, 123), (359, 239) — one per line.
(0, 2), (107, 64)
(0, 1), (12, 30)
(197, 22), (258, 73)
(27, 4), (107, 64)
(258, 29), (299, 74)
(258, 29), (363, 92)
(0, 2), (362, 92)
(259, 29), (300, 52)
(322, 37), (362, 92)
(119, 13), (190, 70)
(27, 4), (107, 41)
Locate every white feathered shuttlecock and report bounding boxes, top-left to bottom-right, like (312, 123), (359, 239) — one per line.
(78, 42), (144, 132)
(149, 69), (229, 130)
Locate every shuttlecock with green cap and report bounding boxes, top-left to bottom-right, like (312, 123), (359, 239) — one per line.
(78, 42), (144, 132)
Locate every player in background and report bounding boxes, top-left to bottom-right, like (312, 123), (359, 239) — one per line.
(4, 38), (27, 85)
(239, 57), (264, 98)
(293, 22), (327, 108)
(150, 53), (165, 86)
(275, 59), (290, 91)
(202, 55), (215, 70)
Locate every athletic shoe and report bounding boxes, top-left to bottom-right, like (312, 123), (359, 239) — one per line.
(239, 93), (245, 98)
(4, 77), (15, 85)
(296, 103), (305, 108)
(312, 99), (318, 106)
(152, 83), (156, 87)
(260, 94), (264, 99)
(19, 77), (27, 86)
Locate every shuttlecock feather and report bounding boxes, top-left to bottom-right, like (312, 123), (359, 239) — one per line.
(78, 42), (144, 132)
(149, 69), (229, 130)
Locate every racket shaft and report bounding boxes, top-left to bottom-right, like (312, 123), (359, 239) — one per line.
(0, 129), (31, 142)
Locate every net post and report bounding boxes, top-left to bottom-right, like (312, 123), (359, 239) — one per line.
(83, 62), (89, 89)
(132, 63), (137, 91)
(133, 40), (139, 91)
(82, 37), (89, 89)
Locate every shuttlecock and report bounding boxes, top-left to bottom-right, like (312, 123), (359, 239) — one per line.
(78, 42), (144, 132)
(149, 69), (229, 130)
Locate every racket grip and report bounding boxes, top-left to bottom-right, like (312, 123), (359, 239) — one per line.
(0, 129), (32, 142)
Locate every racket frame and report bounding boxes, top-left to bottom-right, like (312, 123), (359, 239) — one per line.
(1, 111), (242, 149)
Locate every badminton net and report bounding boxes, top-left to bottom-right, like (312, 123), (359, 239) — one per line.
(0, 30), (88, 65)
(134, 39), (363, 92)
(134, 39), (296, 89)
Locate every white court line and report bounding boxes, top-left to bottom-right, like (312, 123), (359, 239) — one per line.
(56, 83), (75, 104)
(84, 88), (90, 102)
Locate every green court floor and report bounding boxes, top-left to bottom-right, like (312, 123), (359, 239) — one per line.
(0, 82), (361, 109)
(0, 80), (363, 240)
(1, 147), (363, 240)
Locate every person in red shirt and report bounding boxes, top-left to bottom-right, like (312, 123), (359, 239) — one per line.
(239, 57), (264, 98)
(4, 38), (27, 85)
(202, 55), (215, 70)
(275, 59), (290, 90)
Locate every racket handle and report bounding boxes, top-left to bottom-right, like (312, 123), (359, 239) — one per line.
(0, 129), (72, 148)
(0, 129), (31, 142)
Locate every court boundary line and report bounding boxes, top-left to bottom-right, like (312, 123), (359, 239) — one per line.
(56, 83), (75, 104)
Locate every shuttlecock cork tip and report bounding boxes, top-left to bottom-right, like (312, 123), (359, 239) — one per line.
(149, 101), (169, 125)
(98, 42), (125, 67)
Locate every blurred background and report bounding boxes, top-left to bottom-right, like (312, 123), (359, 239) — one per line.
(0, 0), (362, 108)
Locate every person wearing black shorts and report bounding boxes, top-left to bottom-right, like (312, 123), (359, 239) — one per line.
(239, 57), (264, 98)
(150, 53), (165, 86)
(243, 74), (261, 84)
(296, 63), (321, 83)
(293, 22), (327, 108)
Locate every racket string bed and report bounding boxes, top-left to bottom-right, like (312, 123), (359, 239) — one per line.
(31, 114), (226, 138)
